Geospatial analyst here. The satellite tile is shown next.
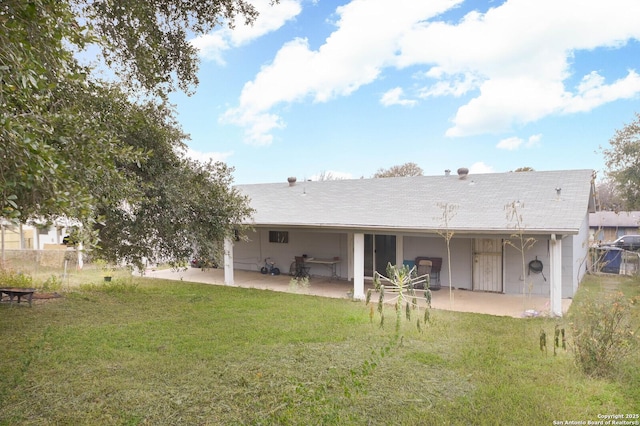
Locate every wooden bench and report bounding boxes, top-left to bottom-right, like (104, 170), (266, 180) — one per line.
(0, 288), (36, 307)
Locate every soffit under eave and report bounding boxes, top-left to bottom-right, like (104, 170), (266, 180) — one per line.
(244, 223), (580, 236)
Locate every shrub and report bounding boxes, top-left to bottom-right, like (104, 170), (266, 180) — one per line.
(41, 274), (64, 292)
(0, 268), (34, 288)
(570, 291), (638, 377)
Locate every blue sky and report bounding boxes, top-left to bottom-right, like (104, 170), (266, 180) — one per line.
(168, 0), (640, 185)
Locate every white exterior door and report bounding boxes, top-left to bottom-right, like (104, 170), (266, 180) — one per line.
(473, 238), (503, 292)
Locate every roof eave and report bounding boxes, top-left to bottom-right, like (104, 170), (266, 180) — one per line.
(243, 222), (580, 236)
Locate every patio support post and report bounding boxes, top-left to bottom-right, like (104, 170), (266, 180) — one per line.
(347, 232), (354, 281)
(34, 226), (40, 250)
(224, 237), (234, 286)
(549, 234), (562, 317)
(77, 242), (84, 270)
(353, 233), (365, 300)
(396, 235), (404, 267)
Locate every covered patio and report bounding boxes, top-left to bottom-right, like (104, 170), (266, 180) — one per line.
(227, 169), (595, 317)
(144, 267), (572, 318)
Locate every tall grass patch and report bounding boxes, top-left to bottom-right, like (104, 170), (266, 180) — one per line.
(569, 276), (639, 378)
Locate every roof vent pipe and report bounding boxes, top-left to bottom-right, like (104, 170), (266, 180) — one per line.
(457, 167), (469, 179)
(445, 169), (451, 177)
(287, 176), (297, 186)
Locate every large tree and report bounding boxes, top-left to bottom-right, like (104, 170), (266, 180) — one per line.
(83, 0), (261, 96)
(93, 96), (253, 267)
(603, 113), (640, 210)
(2, 0), (102, 220)
(373, 162), (424, 178)
(1, 0), (257, 265)
(595, 178), (624, 211)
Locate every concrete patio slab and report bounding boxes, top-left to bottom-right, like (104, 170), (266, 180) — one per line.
(144, 267), (572, 318)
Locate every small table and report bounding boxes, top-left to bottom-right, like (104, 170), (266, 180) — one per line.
(0, 288), (36, 307)
(305, 258), (341, 280)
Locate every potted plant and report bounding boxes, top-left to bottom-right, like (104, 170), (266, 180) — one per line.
(94, 259), (113, 281)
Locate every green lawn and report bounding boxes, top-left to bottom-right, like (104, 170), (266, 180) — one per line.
(1, 274), (638, 425)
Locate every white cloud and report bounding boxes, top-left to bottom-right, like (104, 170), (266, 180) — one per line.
(496, 137), (523, 151)
(222, 0), (459, 144)
(380, 87), (417, 107)
(469, 162), (495, 174)
(182, 147), (234, 163)
(190, 0), (302, 64)
(496, 133), (542, 150)
(445, 77), (566, 137)
(190, 33), (229, 64)
(221, 104), (286, 146)
(419, 72), (480, 98)
(224, 0), (640, 144)
(526, 134), (542, 148)
(563, 70), (640, 113)
(400, 0), (640, 137)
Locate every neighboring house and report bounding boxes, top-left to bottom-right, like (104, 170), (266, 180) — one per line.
(0, 221), (70, 250)
(0, 220), (31, 249)
(589, 211), (640, 244)
(223, 169), (596, 317)
(1, 220), (75, 269)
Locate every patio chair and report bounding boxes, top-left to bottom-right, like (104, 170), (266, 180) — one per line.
(429, 257), (442, 289)
(415, 259), (431, 289)
(294, 256), (310, 278)
(415, 256), (442, 290)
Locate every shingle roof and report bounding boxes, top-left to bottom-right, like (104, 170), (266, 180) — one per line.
(236, 169), (595, 235)
(589, 211), (640, 228)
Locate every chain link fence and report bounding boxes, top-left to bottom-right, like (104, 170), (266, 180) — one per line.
(588, 247), (640, 276)
(0, 248), (104, 288)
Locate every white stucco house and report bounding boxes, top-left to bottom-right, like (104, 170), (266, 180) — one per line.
(222, 169), (596, 317)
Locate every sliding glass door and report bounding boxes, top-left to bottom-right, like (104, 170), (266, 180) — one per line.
(364, 234), (396, 277)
